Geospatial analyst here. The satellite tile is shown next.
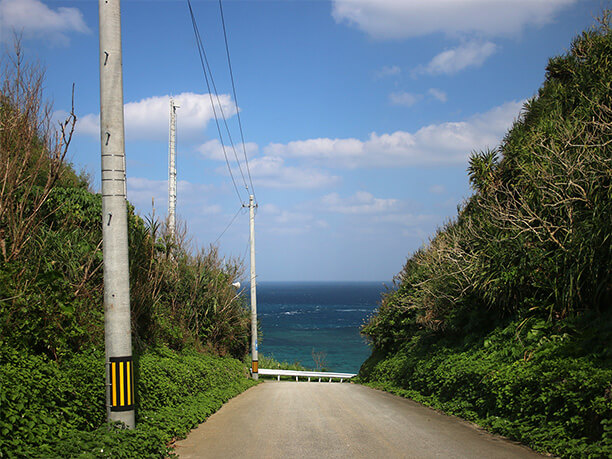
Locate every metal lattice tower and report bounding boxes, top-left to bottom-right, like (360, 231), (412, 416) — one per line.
(168, 99), (178, 237)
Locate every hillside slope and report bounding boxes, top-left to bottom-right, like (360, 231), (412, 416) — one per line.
(0, 45), (255, 457)
(359, 14), (611, 458)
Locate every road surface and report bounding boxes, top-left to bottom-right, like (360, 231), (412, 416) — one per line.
(175, 381), (545, 458)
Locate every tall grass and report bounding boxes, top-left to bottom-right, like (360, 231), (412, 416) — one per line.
(0, 42), (252, 360)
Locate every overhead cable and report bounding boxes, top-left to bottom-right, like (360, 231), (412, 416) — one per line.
(212, 206), (245, 246)
(187, 0), (245, 205)
(218, 0), (257, 203)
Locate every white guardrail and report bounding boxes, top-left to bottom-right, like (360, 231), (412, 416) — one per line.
(258, 368), (357, 383)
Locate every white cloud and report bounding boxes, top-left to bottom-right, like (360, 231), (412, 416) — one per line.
(198, 204), (223, 215)
(245, 156), (340, 189)
(78, 92), (236, 141)
(389, 91), (422, 107)
(265, 137), (364, 163)
(127, 177), (168, 211)
(52, 109), (72, 127)
(77, 115), (100, 138)
(273, 210), (312, 225)
(401, 227), (431, 239)
(201, 143), (340, 190)
(321, 192), (398, 214)
(390, 89), (447, 106)
(198, 139), (259, 162)
(176, 180), (215, 203)
(375, 65), (401, 78)
(260, 203), (281, 214)
(126, 177), (215, 214)
(332, 0), (576, 40)
(260, 204), (328, 235)
(312, 191), (437, 240)
(428, 184), (446, 194)
(264, 100), (524, 168)
(374, 213), (436, 227)
(428, 88), (447, 103)
(416, 41), (498, 75)
(76, 114), (99, 137)
(0, 0), (89, 44)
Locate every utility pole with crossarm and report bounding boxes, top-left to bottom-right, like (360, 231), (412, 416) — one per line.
(248, 195), (258, 380)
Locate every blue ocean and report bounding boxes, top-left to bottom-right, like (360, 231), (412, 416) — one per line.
(251, 282), (388, 373)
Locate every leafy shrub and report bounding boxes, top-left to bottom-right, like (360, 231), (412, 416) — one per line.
(360, 13), (612, 458)
(359, 318), (612, 457)
(363, 13), (612, 351)
(0, 346), (256, 458)
(0, 33), (256, 459)
(0, 43), (252, 361)
(253, 354), (309, 380)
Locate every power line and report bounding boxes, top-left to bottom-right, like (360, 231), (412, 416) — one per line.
(187, 0), (245, 205)
(242, 239), (250, 265)
(212, 206), (245, 246)
(191, 0), (250, 197)
(218, 0), (257, 204)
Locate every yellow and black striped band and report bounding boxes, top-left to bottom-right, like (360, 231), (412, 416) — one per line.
(109, 356), (135, 412)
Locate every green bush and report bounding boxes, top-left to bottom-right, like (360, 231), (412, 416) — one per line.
(0, 346), (256, 458)
(0, 34), (256, 459)
(0, 45), (251, 360)
(363, 13), (612, 352)
(360, 13), (612, 458)
(359, 317), (612, 457)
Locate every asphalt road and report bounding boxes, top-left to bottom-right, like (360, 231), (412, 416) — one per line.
(175, 381), (545, 458)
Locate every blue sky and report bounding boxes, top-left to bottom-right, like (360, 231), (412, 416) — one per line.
(1, 0), (604, 281)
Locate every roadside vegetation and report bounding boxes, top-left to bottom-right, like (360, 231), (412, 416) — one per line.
(1, 347), (255, 457)
(359, 13), (612, 458)
(257, 354), (308, 372)
(0, 43), (255, 457)
(255, 354), (312, 381)
(257, 347), (329, 373)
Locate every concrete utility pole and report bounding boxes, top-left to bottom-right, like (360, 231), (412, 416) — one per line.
(168, 99), (178, 237)
(98, 0), (135, 428)
(248, 195), (258, 379)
